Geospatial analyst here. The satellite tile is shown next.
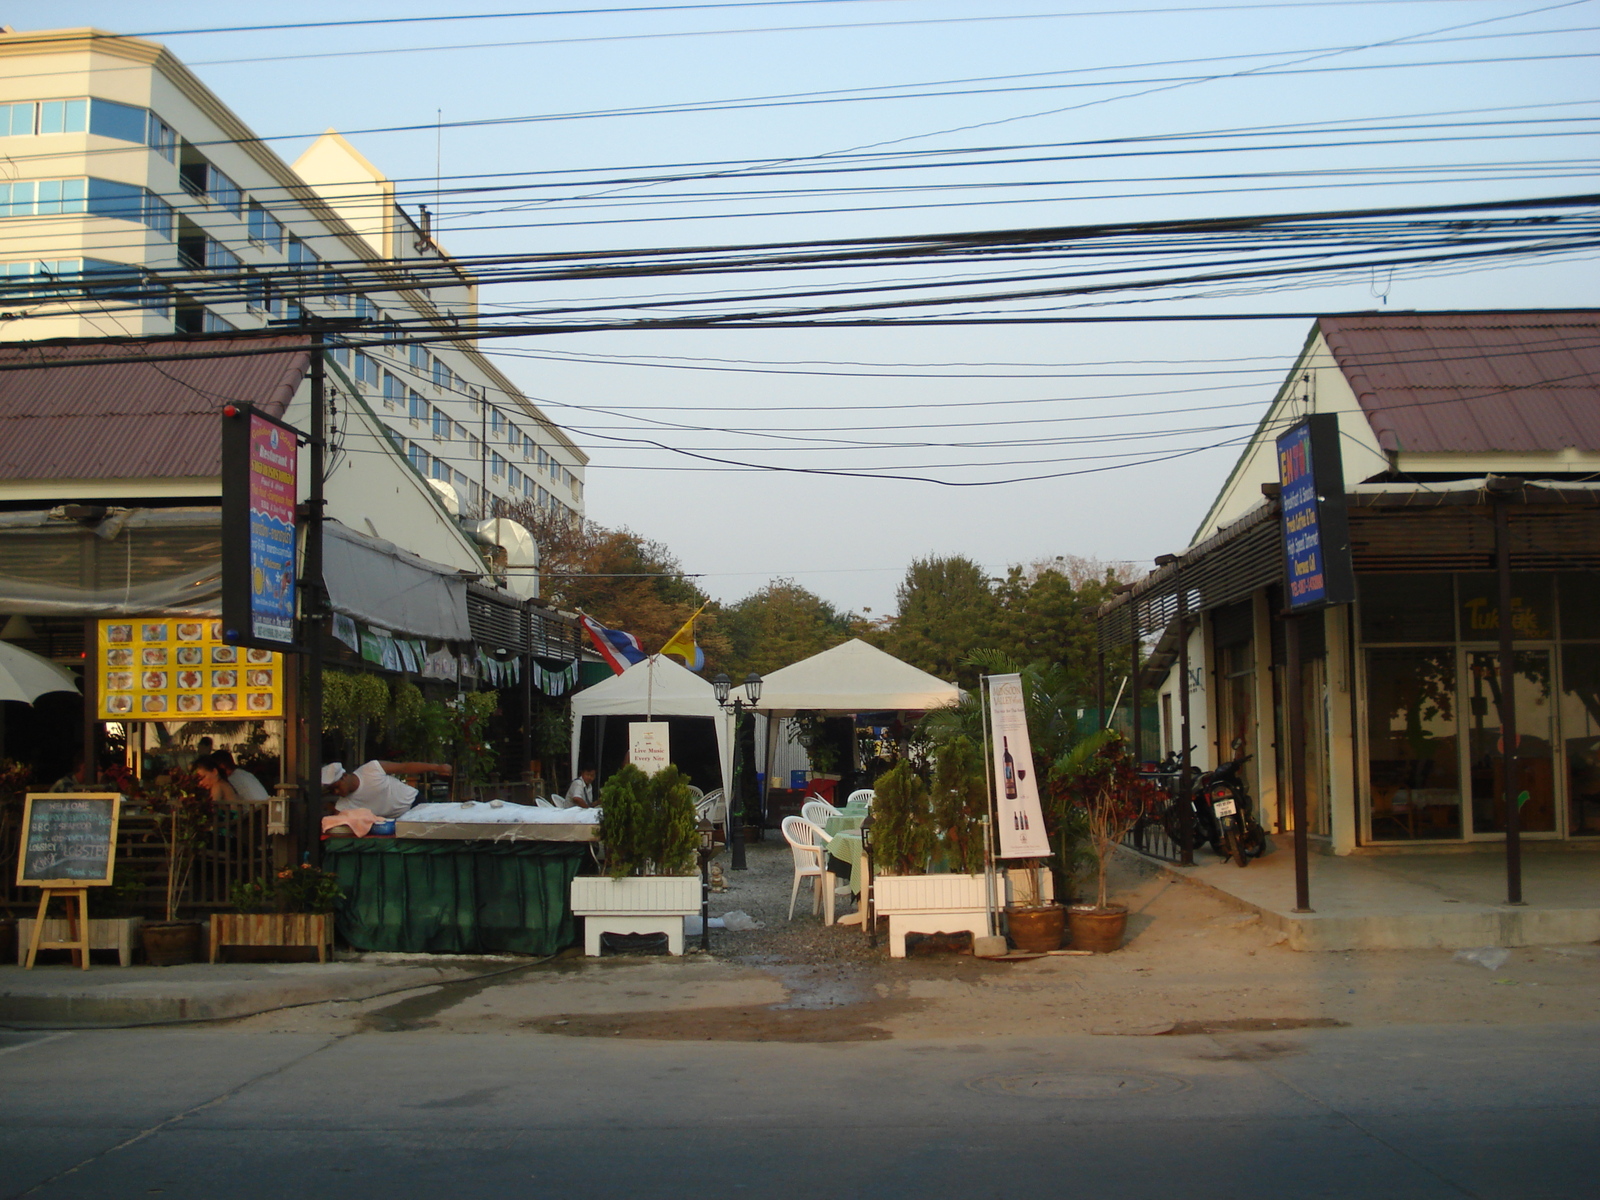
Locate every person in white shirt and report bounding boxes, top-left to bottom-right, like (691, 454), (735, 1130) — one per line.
(216, 749), (270, 801)
(564, 765), (597, 808)
(321, 760), (452, 820)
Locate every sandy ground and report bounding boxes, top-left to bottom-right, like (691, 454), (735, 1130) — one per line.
(223, 841), (1600, 1042)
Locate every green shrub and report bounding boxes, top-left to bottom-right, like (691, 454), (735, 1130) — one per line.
(597, 763), (697, 878)
(870, 760), (933, 876)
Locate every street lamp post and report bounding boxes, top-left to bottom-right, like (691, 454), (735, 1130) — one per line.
(711, 672), (762, 872)
(696, 816), (715, 953)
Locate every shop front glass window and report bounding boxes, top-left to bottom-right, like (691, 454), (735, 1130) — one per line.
(1464, 650), (1556, 834)
(1360, 574), (1454, 643)
(1458, 573), (1553, 642)
(1562, 645), (1600, 836)
(1366, 647), (1461, 839)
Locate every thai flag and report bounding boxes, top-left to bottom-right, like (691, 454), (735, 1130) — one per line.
(580, 615), (647, 675)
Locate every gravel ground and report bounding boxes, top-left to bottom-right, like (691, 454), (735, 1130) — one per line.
(707, 836), (886, 966)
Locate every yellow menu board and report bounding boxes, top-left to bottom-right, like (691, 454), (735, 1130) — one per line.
(98, 619), (284, 720)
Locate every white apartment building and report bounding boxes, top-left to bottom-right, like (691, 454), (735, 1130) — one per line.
(0, 26), (587, 529)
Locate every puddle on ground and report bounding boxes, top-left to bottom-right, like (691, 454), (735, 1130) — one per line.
(357, 963), (545, 1032)
(523, 999), (918, 1042)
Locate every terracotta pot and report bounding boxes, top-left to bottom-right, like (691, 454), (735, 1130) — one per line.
(1066, 903), (1128, 953)
(1005, 903), (1065, 952)
(140, 920), (202, 966)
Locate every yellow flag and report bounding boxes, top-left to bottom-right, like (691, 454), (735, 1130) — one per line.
(660, 602), (707, 671)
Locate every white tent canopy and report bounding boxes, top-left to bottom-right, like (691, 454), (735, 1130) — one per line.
(568, 655), (732, 798)
(750, 638), (961, 717)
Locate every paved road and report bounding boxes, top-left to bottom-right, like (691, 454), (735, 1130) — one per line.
(2, 1021), (1596, 1198)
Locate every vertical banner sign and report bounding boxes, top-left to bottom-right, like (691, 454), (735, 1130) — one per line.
(1275, 413), (1354, 611)
(987, 674), (1050, 858)
(221, 404), (304, 651)
(628, 722), (671, 776)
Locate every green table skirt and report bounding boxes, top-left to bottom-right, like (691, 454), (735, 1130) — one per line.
(324, 838), (586, 955)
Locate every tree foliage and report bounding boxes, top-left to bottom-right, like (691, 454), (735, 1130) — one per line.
(719, 578), (853, 678)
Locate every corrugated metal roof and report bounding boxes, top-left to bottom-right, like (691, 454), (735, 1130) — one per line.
(1318, 311), (1600, 455)
(0, 337), (311, 481)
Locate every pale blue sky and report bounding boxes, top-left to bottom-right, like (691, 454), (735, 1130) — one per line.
(13, 1), (1599, 612)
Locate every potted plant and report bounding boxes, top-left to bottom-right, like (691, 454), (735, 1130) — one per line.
(210, 861), (341, 962)
(135, 768), (215, 965)
(869, 758), (990, 958)
(569, 762), (701, 955)
(1052, 731), (1158, 952)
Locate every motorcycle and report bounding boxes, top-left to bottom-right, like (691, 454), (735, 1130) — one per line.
(1160, 744), (1267, 867)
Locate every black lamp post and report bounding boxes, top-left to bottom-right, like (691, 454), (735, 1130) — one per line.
(712, 671), (762, 871)
(696, 816), (715, 952)
(858, 811), (876, 948)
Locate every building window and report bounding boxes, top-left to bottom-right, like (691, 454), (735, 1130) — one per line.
(247, 201), (282, 251)
(383, 372), (403, 411)
(409, 391), (429, 424)
(387, 429), (404, 453)
(491, 452), (506, 479)
(489, 409), (505, 437)
(354, 351), (378, 387)
(354, 295), (378, 320)
(39, 99), (89, 135)
(431, 459), (452, 482)
(146, 113), (176, 161)
(432, 358), (448, 389)
(203, 310), (236, 333)
(508, 466), (523, 492)
(410, 345), (429, 374)
(407, 444), (430, 474)
(433, 410), (451, 440)
(0, 178), (87, 217)
(523, 475), (535, 498)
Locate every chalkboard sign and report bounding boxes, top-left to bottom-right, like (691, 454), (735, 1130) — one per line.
(16, 793), (121, 887)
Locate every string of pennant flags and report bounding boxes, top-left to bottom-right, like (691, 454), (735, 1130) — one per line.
(332, 612), (575, 691)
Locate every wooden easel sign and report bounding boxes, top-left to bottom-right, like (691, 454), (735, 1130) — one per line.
(16, 793), (121, 970)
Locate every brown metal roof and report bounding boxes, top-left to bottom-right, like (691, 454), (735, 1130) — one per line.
(0, 337), (311, 482)
(1317, 311), (1600, 455)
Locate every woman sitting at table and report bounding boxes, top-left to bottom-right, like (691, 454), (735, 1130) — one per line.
(193, 754), (240, 805)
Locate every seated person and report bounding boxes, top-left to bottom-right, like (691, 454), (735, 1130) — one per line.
(564, 764), (598, 808)
(193, 754), (240, 805)
(215, 749), (270, 800)
(321, 760), (451, 820)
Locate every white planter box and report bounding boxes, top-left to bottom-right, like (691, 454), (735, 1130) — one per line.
(18, 917), (143, 967)
(873, 873), (989, 958)
(570, 875), (701, 956)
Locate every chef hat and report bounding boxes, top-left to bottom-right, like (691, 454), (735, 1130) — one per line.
(320, 763), (346, 788)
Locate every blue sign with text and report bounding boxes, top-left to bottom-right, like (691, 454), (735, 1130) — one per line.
(1275, 415), (1353, 611)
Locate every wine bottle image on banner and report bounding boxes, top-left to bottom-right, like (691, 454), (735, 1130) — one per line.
(1003, 737), (1017, 799)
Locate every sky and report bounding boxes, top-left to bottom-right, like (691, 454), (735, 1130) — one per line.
(13, 0), (1600, 615)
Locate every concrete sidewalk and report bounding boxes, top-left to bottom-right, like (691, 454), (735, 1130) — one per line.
(0, 957), (523, 1028)
(1142, 840), (1600, 951)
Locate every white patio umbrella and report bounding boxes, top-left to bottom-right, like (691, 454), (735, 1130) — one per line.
(0, 640), (81, 704)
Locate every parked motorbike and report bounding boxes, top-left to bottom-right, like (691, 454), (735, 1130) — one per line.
(1159, 744), (1266, 867)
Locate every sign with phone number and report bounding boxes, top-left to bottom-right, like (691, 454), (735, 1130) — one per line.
(97, 619), (283, 720)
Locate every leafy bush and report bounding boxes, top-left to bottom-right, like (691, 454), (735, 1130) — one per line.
(596, 762), (697, 878)
(870, 760), (934, 876)
(930, 735), (987, 874)
(229, 864), (343, 914)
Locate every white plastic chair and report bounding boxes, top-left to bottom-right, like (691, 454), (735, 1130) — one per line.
(781, 815), (835, 925)
(551, 793), (575, 809)
(846, 789), (875, 808)
(686, 785), (704, 803)
(802, 799), (841, 827)
(533, 795), (557, 809)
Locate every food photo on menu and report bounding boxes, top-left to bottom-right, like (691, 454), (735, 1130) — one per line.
(142, 670), (168, 690)
(212, 669), (237, 688)
(247, 692), (273, 711)
(176, 622), (203, 641)
(106, 648), (133, 667)
(106, 695), (133, 714)
(211, 645), (237, 663)
(178, 694), (203, 713)
(141, 623), (167, 642)
(141, 695), (167, 713)
(142, 647), (167, 665)
(246, 669), (273, 688)
(177, 647), (203, 665)
(106, 624), (132, 643)
(246, 648), (273, 664)
(212, 694), (238, 713)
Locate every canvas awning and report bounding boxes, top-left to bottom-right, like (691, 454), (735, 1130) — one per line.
(751, 638), (961, 717)
(321, 522), (472, 642)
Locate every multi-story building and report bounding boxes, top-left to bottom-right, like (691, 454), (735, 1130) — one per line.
(0, 25), (587, 528)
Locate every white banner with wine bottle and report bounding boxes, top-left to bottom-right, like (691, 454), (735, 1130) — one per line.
(986, 673), (1050, 858)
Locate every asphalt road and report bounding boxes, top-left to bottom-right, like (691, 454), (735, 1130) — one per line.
(2, 1021), (1596, 1199)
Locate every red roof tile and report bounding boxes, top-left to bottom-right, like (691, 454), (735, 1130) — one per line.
(1317, 311), (1600, 455)
(0, 337), (311, 482)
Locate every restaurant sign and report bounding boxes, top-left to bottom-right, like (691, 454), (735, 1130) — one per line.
(98, 619), (284, 719)
(1275, 413), (1354, 611)
(221, 404), (302, 650)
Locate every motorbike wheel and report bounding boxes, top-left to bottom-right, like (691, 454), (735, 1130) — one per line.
(1161, 806), (1203, 853)
(1225, 817), (1248, 867)
(1241, 820), (1268, 859)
